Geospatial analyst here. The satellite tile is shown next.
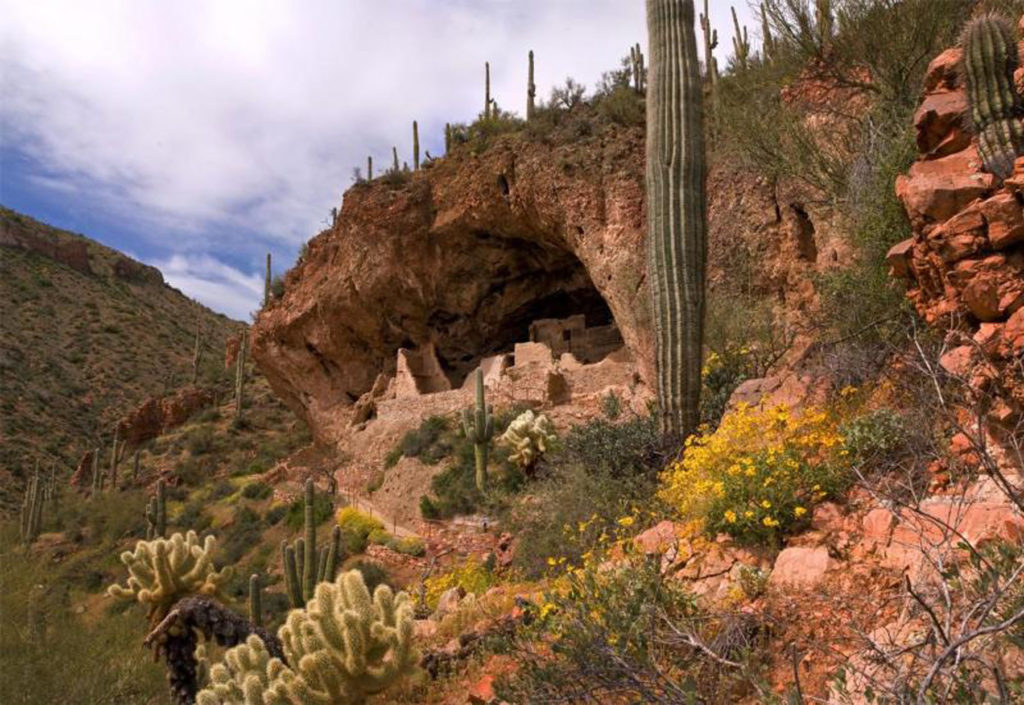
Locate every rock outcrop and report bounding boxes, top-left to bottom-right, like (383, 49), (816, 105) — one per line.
(891, 47), (1024, 430)
(114, 386), (215, 447)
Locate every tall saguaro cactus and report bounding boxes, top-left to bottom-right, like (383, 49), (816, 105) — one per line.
(645, 0), (707, 441)
(263, 253), (272, 307)
(146, 479), (167, 540)
(413, 120), (420, 170)
(731, 6), (750, 71)
(367, 155), (373, 180)
(485, 61), (492, 119)
(234, 329), (247, 421)
(527, 50), (536, 120)
(281, 478), (343, 608)
(20, 471), (44, 544)
(191, 319), (204, 385)
(761, 3), (776, 62)
(815, 0), (833, 51)
(462, 368), (494, 492)
(963, 14), (1024, 179)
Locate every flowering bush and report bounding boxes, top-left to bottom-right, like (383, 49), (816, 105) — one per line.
(659, 403), (848, 545)
(422, 556), (495, 610)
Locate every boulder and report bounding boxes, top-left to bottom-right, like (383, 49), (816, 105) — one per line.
(769, 546), (833, 590)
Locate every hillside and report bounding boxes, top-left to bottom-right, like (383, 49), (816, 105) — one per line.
(0, 207), (243, 509)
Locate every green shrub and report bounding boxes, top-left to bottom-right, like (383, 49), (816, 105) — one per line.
(218, 506), (264, 565)
(556, 415), (662, 480)
(388, 535), (426, 557)
(840, 408), (907, 469)
(263, 504), (287, 526)
(284, 490), (333, 530)
(344, 558), (390, 593)
(185, 426), (216, 455)
(498, 552), (764, 703)
(594, 84), (644, 126)
(241, 481), (273, 500)
(336, 507), (384, 554)
(365, 469), (385, 493)
(388, 415), (451, 467)
(209, 479), (234, 501)
(368, 528), (393, 546)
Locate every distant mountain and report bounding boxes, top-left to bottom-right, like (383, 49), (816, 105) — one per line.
(0, 206), (243, 510)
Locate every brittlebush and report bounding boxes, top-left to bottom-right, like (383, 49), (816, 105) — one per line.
(659, 403), (849, 545)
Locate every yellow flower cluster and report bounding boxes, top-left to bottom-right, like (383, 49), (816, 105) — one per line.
(659, 403), (847, 544)
(422, 556), (495, 610)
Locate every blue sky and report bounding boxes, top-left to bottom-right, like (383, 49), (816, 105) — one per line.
(1, 0), (754, 320)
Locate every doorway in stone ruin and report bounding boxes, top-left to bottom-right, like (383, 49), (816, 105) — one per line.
(424, 231), (625, 387)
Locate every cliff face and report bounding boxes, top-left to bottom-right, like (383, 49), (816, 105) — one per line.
(252, 121), (652, 441)
(891, 47), (1024, 429)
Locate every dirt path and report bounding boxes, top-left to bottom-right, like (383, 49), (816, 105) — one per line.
(342, 491), (419, 538)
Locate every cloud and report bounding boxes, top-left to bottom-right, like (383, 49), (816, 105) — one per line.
(155, 253), (265, 321)
(1, 0), (755, 317)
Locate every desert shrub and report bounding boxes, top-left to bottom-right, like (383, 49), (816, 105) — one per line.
(208, 479), (234, 501)
(660, 404), (849, 546)
(423, 556), (495, 610)
(283, 489), (333, 531)
(839, 407), (907, 470)
(344, 558), (390, 593)
(240, 481), (272, 500)
(269, 274), (285, 299)
(498, 551), (766, 702)
(336, 507), (384, 554)
(218, 505), (263, 565)
(365, 469), (385, 493)
(263, 503), (287, 526)
(600, 390), (622, 420)
(594, 83), (644, 126)
(387, 415), (451, 468)
(185, 426), (216, 455)
(367, 528), (392, 546)
(177, 500), (212, 534)
(556, 415), (663, 479)
(389, 535), (425, 557)
(64, 489), (148, 546)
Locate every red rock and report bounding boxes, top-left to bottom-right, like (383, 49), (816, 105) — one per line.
(962, 275), (1003, 321)
(862, 508), (895, 546)
(922, 48), (962, 93)
(913, 91), (967, 156)
(1006, 308), (1024, 354)
(69, 449), (96, 489)
(886, 238), (915, 278)
(979, 192), (1024, 249)
(939, 346), (975, 378)
(811, 502), (843, 533)
(115, 386), (215, 446)
(467, 675), (497, 704)
(634, 520), (681, 555)
(769, 546), (833, 590)
(225, 334), (241, 370)
(896, 149), (994, 226)
(927, 205), (985, 262)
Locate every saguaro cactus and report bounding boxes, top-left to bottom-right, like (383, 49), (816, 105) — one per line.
(461, 368), (494, 492)
(133, 449), (141, 483)
(234, 329), (247, 420)
(192, 320), (204, 384)
(527, 50), (536, 120)
(645, 0), (707, 440)
(761, 2), (776, 62)
(413, 120), (420, 170)
(264, 254), (273, 303)
(91, 447), (101, 494)
(281, 479), (343, 608)
(485, 61), (492, 119)
(146, 479), (167, 540)
(367, 155), (373, 180)
(20, 471), (44, 544)
(731, 6), (750, 71)
(392, 146), (399, 172)
(816, 0), (833, 51)
(445, 123), (452, 153)
(248, 573), (263, 628)
(963, 14), (1024, 179)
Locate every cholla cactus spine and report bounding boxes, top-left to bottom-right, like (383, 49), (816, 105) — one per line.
(498, 409), (557, 470)
(197, 570), (418, 704)
(461, 367), (494, 493)
(962, 14), (1024, 179)
(108, 530), (231, 623)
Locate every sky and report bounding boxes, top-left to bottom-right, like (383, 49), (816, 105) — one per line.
(1, 0), (756, 321)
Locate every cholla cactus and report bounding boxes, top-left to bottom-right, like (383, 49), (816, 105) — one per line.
(108, 530), (231, 622)
(196, 570), (417, 705)
(498, 409), (556, 470)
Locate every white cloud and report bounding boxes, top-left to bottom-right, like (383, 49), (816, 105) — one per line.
(156, 253), (264, 321)
(1, 0), (755, 316)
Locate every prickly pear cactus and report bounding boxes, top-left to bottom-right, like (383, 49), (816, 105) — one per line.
(196, 570), (418, 705)
(498, 409), (556, 469)
(108, 530), (231, 622)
